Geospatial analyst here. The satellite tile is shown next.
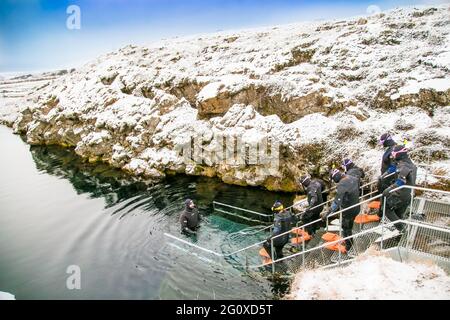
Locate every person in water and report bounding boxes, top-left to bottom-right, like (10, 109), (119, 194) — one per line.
(179, 199), (201, 235)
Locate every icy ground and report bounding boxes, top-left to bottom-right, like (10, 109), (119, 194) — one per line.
(289, 250), (450, 300)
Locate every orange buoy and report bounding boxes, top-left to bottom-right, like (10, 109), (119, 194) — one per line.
(325, 242), (347, 253)
(322, 232), (347, 253)
(259, 248), (273, 265)
(368, 201), (381, 210)
(291, 237), (306, 245)
(322, 232), (340, 242)
(354, 213), (381, 224)
(291, 228), (312, 241)
(259, 248), (271, 259)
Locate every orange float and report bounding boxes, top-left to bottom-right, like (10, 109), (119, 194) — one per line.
(291, 228), (312, 243)
(321, 232), (347, 253)
(368, 201), (381, 210)
(259, 248), (273, 265)
(354, 214), (381, 224)
(325, 242), (347, 253)
(322, 232), (340, 242)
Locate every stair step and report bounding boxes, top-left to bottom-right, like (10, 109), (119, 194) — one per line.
(374, 229), (401, 243)
(327, 225), (342, 232)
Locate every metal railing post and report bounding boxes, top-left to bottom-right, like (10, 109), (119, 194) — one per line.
(409, 189), (414, 220)
(407, 188), (414, 257)
(339, 211), (342, 266)
(302, 226), (306, 269)
(270, 238), (275, 274)
(381, 197), (386, 251)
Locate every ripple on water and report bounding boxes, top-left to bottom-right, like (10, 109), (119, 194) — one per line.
(0, 127), (294, 299)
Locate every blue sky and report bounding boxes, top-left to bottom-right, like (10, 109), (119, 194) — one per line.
(0, 0), (448, 72)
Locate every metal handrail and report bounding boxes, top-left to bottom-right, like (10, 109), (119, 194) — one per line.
(213, 201), (273, 218)
(164, 233), (223, 257)
(285, 159), (447, 214)
(271, 184), (450, 243)
(213, 163), (447, 231)
(218, 164), (446, 236)
(264, 184), (450, 271)
(164, 232), (269, 257)
(270, 193), (383, 242)
(251, 217), (450, 269)
(284, 171), (396, 212)
(282, 145), (448, 214)
(164, 186), (450, 263)
(163, 189), (387, 258)
(401, 185), (450, 195)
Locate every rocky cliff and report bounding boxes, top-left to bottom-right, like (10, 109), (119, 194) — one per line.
(3, 5), (450, 191)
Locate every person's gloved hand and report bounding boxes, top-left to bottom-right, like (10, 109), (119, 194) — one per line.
(321, 210), (331, 221)
(301, 209), (311, 221)
(202, 216), (210, 224)
(330, 201), (338, 213)
(387, 165), (397, 174)
(382, 187), (393, 197)
(182, 227), (197, 235)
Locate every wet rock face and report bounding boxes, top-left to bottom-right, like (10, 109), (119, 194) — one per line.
(4, 4), (450, 191)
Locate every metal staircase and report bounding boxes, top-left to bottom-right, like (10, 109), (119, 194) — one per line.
(164, 184), (450, 277)
(252, 185), (450, 275)
(164, 154), (450, 277)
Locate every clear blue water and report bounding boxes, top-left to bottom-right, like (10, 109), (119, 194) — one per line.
(0, 126), (294, 299)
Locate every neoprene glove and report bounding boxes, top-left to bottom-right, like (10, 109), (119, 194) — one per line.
(387, 165), (397, 174)
(182, 227), (197, 235)
(321, 211), (331, 221)
(383, 187), (393, 197)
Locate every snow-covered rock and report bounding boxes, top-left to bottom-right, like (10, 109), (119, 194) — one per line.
(2, 4), (450, 191)
(288, 252), (450, 300)
(0, 291), (15, 300)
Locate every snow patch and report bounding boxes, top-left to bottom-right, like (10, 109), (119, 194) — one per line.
(290, 253), (450, 300)
(396, 78), (450, 97)
(0, 291), (15, 300)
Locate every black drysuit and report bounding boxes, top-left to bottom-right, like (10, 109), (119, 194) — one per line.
(346, 164), (365, 196)
(381, 141), (397, 174)
(179, 205), (201, 234)
(263, 210), (293, 260)
(346, 165), (365, 185)
(328, 175), (361, 251)
(302, 179), (327, 234)
(378, 142), (397, 193)
(383, 157), (417, 231)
